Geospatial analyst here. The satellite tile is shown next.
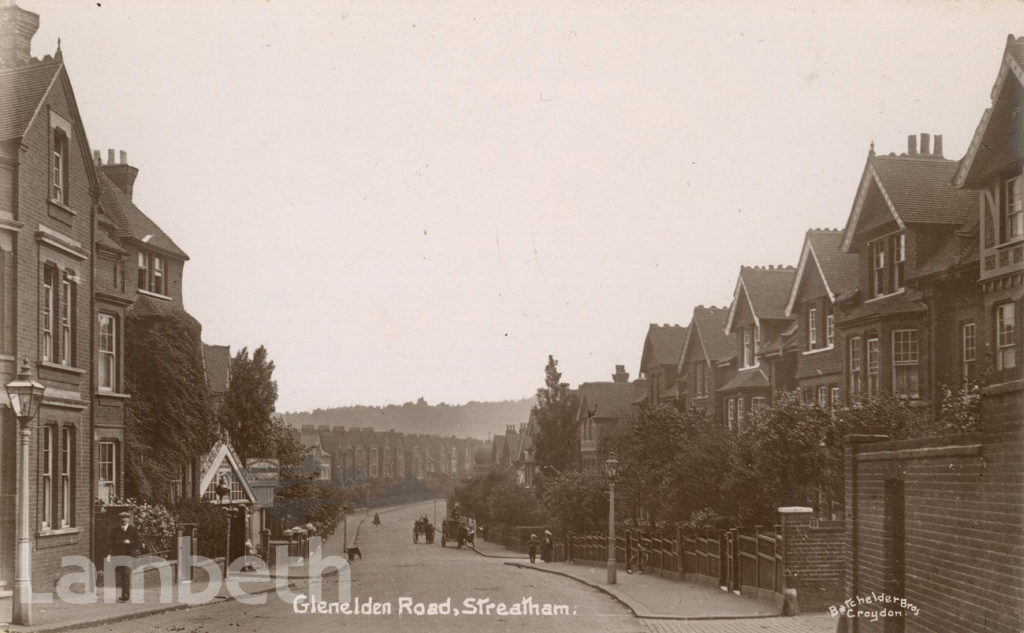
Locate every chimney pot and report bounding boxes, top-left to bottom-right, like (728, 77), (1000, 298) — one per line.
(119, 150), (127, 165)
(919, 133), (930, 156)
(907, 135), (917, 155)
(933, 134), (943, 158)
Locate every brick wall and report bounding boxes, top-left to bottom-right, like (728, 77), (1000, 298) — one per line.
(843, 387), (1024, 633)
(779, 508), (845, 612)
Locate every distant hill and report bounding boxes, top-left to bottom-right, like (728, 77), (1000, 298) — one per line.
(281, 397), (536, 440)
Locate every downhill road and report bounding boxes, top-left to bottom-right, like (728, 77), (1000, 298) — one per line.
(68, 500), (646, 633)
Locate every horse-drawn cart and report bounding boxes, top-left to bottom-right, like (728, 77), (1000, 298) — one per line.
(440, 517), (474, 549)
(412, 516), (435, 544)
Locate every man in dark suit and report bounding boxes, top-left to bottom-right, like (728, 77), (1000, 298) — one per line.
(108, 511), (141, 602)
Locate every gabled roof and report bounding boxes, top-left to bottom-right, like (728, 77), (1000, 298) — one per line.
(679, 306), (734, 370)
(639, 323), (687, 371)
(785, 229), (860, 314)
(841, 151), (978, 251)
(954, 34), (1024, 189)
(717, 367), (769, 393)
(99, 171), (189, 260)
(197, 438), (259, 505)
(202, 344), (231, 395)
(0, 57), (61, 142)
(724, 266), (796, 333)
(576, 382), (636, 421)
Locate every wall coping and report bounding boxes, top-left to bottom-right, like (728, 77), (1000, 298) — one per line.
(777, 506), (813, 514)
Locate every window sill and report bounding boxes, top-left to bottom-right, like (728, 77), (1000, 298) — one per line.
(96, 391), (131, 399)
(47, 199), (78, 216)
(995, 236), (1024, 251)
(39, 361), (86, 375)
(137, 289), (172, 301)
(864, 289), (906, 304)
(802, 345), (836, 356)
(38, 526), (79, 537)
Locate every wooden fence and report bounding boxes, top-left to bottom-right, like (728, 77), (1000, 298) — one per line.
(558, 525), (785, 599)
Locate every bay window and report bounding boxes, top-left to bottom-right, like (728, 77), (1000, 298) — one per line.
(1006, 176), (1023, 241)
(961, 321), (976, 383)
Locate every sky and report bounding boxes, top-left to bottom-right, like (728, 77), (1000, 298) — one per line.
(21, 0), (1024, 412)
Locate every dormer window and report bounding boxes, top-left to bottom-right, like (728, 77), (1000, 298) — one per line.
(137, 253), (148, 290)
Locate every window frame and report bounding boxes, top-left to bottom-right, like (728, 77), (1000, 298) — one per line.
(826, 313), (835, 348)
(872, 241), (886, 297)
(52, 129), (68, 205)
(830, 386), (841, 408)
(817, 385), (829, 408)
(996, 302), (1016, 371)
(866, 337), (880, 396)
(893, 233), (906, 290)
(892, 329), (920, 399)
(961, 321), (976, 384)
(60, 427), (73, 528)
(41, 425), (54, 529)
(727, 398), (735, 431)
(1007, 175), (1023, 242)
(808, 307), (818, 348)
(696, 362), (707, 397)
(848, 336), (862, 399)
(42, 266), (55, 362)
(98, 441), (117, 503)
(98, 313), (118, 391)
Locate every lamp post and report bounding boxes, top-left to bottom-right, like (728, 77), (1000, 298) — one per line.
(7, 358), (46, 625)
(604, 450), (619, 585)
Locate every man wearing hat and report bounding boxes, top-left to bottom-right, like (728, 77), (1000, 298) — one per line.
(108, 511), (141, 602)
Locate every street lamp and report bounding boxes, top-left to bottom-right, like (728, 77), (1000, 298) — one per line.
(7, 358), (46, 625)
(604, 450), (619, 585)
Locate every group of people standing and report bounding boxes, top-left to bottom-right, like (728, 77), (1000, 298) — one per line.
(527, 531), (553, 564)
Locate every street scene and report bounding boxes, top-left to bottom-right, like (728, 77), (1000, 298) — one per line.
(1, 2), (1023, 633)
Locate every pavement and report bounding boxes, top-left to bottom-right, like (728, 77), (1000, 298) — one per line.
(472, 537), (837, 633)
(0, 513), (367, 633)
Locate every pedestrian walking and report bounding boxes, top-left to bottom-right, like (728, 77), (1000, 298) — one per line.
(528, 533), (539, 563)
(107, 511), (141, 602)
(541, 530), (553, 563)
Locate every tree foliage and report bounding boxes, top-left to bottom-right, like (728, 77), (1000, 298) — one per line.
(220, 346), (283, 464)
(454, 470), (542, 527)
(124, 310), (218, 504)
(532, 356), (580, 473)
(540, 469), (609, 533)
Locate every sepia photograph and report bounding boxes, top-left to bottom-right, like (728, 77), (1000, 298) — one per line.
(0, 1), (1022, 632)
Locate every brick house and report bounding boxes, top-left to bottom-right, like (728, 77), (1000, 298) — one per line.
(675, 305), (734, 425)
(637, 323), (687, 405)
(784, 229), (859, 407)
(720, 266), (796, 431)
(577, 365), (634, 470)
(836, 135), (978, 405)
(953, 34), (1023, 390)
(0, 4), (101, 594)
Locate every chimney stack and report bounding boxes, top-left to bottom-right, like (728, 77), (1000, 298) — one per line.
(92, 150), (101, 166)
(907, 134), (917, 155)
(0, 3), (39, 69)
(612, 365), (629, 383)
(919, 133), (930, 156)
(933, 134), (943, 158)
(100, 148), (139, 200)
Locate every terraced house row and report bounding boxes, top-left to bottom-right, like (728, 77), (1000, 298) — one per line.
(0, 3), (257, 605)
(626, 39), (1023, 436)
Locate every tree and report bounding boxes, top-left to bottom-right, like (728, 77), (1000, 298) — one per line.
(532, 356), (580, 473)
(220, 346), (280, 464)
(540, 469), (609, 533)
(124, 310), (218, 503)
